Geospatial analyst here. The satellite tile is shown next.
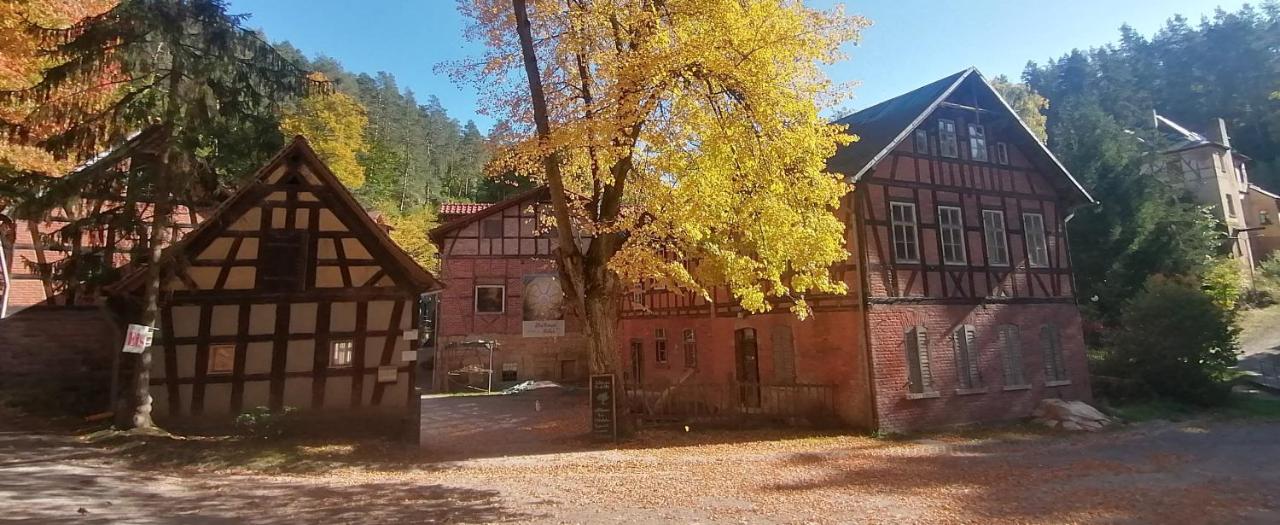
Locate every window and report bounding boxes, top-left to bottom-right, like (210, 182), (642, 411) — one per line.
(1022, 213), (1049, 268)
(330, 340), (353, 367)
(683, 329), (698, 369)
(1262, 210), (1273, 225)
(207, 344), (234, 375)
(257, 229), (307, 292)
(1225, 195), (1237, 217)
(502, 362), (518, 382)
(968, 124), (988, 162)
(982, 210), (1010, 267)
(481, 218), (503, 238)
(654, 328), (668, 363)
(938, 206), (967, 265)
(1041, 325), (1068, 383)
(953, 325), (981, 390)
(890, 202), (920, 263)
(914, 128), (930, 154)
(905, 326), (933, 394)
(475, 285), (505, 313)
(996, 143), (1009, 165)
(998, 325), (1027, 387)
(938, 119), (959, 158)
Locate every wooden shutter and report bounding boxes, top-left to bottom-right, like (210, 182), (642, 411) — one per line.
(906, 326), (931, 393)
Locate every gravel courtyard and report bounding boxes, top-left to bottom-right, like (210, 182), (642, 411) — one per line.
(2, 412), (1279, 524)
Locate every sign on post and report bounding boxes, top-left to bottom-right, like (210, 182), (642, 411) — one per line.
(121, 324), (155, 354)
(590, 374), (617, 441)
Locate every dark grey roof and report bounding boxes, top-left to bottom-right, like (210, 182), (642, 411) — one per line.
(826, 68), (1093, 204)
(828, 70), (969, 177)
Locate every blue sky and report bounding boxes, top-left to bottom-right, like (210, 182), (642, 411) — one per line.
(227, 0), (1246, 131)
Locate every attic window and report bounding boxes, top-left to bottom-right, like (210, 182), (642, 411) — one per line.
(938, 119), (959, 158)
(481, 218), (503, 238)
(968, 124), (988, 162)
(914, 129), (930, 155)
(257, 229), (308, 292)
(996, 143), (1009, 165)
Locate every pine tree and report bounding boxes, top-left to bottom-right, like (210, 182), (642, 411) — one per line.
(1, 0), (324, 429)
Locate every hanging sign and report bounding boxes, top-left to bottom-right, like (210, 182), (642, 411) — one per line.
(121, 324), (155, 354)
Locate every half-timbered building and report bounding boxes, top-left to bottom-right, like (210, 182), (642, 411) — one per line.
(429, 187), (589, 391)
(109, 137), (441, 419)
(619, 68), (1096, 432)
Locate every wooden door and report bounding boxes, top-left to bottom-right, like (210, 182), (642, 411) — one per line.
(629, 339), (644, 385)
(735, 328), (761, 408)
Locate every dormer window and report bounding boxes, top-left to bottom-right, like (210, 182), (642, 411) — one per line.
(968, 124), (988, 162)
(938, 119), (959, 158)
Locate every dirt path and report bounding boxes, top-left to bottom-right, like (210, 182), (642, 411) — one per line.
(2, 417), (1279, 524)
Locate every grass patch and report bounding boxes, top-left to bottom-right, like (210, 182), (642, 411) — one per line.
(1105, 391), (1280, 423)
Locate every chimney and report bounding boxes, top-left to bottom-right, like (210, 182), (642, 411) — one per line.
(1208, 118), (1231, 148)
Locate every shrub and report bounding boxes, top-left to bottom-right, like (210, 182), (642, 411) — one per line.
(1201, 257), (1243, 311)
(1103, 276), (1239, 405)
(234, 406), (299, 438)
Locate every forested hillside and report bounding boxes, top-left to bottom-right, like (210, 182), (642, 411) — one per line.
(1024, 4), (1280, 191)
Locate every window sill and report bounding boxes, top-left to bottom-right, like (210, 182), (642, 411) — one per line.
(1003, 384), (1032, 391)
(1045, 380), (1072, 387)
(906, 391), (941, 400)
(955, 387), (989, 396)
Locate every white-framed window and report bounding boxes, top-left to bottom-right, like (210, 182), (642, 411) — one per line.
(998, 325), (1027, 387)
(905, 326), (933, 394)
(683, 329), (698, 369)
(654, 328), (668, 363)
(937, 205), (967, 265)
(1041, 325), (1068, 383)
(330, 340), (353, 367)
(996, 143), (1009, 165)
(968, 124), (988, 162)
(914, 128), (930, 155)
(938, 119), (959, 158)
(1262, 210), (1273, 225)
(1225, 194), (1237, 217)
(1022, 213), (1049, 268)
(982, 210), (1010, 267)
(475, 284), (506, 313)
(208, 344), (235, 375)
(890, 202), (920, 263)
(953, 325), (981, 389)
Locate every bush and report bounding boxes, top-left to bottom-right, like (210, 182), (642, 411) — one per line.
(1201, 257), (1243, 311)
(234, 406), (299, 438)
(1102, 276), (1240, 405)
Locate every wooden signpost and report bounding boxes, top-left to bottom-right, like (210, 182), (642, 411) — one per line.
(590, 373), (617, 442)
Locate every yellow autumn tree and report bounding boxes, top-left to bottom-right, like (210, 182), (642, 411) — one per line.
(456, 0), (867, 374)
(384, 207), (440, 273)
(0, 0), (117, 174)
(280, 90), (369, 189)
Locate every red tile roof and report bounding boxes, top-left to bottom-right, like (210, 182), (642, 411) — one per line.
(438, 202), (491, 217)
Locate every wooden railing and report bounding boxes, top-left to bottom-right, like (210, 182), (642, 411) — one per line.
(622, 382), (837, 426)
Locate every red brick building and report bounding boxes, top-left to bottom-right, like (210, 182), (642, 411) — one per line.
(620, 68), (1095, 432)
(429, 188), (589, 391)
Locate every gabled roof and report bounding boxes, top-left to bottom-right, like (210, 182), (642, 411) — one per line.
(429, 186), (549, 243)
(1251, 183), (1280, 200)
(439, 202), (491, 217)
(112, 136), (441, 293)
(829, 67), (1094, 204)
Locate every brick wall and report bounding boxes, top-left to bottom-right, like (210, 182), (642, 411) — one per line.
(867, 302), (1091, 433)
(618, 309), (873, 428)
(0, 306), (123, 413)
